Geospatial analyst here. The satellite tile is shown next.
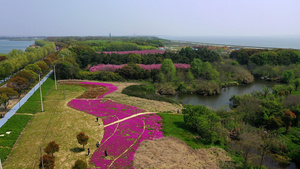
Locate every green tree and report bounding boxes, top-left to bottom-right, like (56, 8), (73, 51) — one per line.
(25, 63), (42, 74)
(182, 105), (224, 144)
(262, 85), (270, 98)
(127, 53), (142, 64)
(186, 70), (194, 83)
(294, 78), (300, 91)
(190, 58), (203, 78)
(44, 141), (59, 156)
(76, 132), (89, 149)
(160, 59), (176, 82)
(282, 70), (294, 84)
(73, 160), (87, 169)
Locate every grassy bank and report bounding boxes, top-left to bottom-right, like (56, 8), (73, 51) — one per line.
(3, 84), (103, 169)
(17, 76), (55, 114)
(0, 76), (55, 162)
(158, 113), (206, 149)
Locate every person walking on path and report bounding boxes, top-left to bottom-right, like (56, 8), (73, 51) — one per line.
(88, 148), (90, 156)
(96, 116), (99, 122)
(96, 142), (100, 148)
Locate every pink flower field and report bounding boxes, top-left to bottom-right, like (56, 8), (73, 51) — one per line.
(90, 63), (190, 72)
(98, 49), (166, 55)
(68, 82), (163, 168)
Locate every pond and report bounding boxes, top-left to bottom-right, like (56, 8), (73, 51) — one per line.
(171, 80), (279, 110)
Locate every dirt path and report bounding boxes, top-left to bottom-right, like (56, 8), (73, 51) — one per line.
(103, 112), (157, 128)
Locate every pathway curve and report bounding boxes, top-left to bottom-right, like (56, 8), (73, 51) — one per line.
(104, 112), (157, 128)
(67, 81), (163, 168)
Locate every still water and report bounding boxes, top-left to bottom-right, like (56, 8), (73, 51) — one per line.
(0, 39), (34, 54)
(172, 80), (278, 110)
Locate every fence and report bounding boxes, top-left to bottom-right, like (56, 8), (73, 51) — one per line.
(0, 70), (53, 128)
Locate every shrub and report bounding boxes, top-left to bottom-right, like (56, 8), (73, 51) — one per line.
(73, 160), (87, 169)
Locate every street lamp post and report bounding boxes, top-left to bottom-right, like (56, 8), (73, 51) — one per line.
(39, 74), (44, 112)
(53, 65), (57, 90)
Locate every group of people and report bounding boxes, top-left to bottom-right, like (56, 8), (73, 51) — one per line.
(87, 116), (107, 157)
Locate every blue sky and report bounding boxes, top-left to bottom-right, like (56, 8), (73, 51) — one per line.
(0, 0), (299, 37)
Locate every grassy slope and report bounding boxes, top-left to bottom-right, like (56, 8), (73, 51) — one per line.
(17, 77), (55, 114)
(158, 113), (207, 149)
(3, 84), (103, 169)
(0, 77), (54, 162)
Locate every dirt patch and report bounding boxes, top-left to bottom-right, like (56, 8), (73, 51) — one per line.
(61, 81), (109, 99)
(133, 136), (231, 169)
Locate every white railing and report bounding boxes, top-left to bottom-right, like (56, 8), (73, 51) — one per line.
(0, 70), (53, 128)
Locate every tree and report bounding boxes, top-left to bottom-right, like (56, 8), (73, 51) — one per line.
(7, 77), (29, 97)
(76, 132), (89, 149)
(127, 53), (141, 64)
(294, 78), (300, 91)
(282, 110), (296, 133)
(0, 87), (17, 110)
(39, 154), (55, 169)
(160, 59), (176, 82)
(258, 129), (276, 169)
(25, 63), (42, 74)
(282, 70), (294, 84)
(16, 69), (36, 84)
(262, 85), (269, 98)
(190, 58), (203, 78)
(182, 105), (224, 144)
(73, 159), (87, 169)
(44, 141), (59, 156)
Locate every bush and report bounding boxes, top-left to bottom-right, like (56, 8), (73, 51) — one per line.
(73, 159), (87, 169)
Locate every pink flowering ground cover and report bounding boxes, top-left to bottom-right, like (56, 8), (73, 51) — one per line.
(90, 63), (190, 72)
(67, 81), (163, 168)
(98, 49), (166, 55)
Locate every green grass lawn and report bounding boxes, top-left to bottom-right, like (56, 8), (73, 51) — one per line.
(3, 83), (103, 169)
(0, 76), (55, 162)
(0, 114), (33, 161)
(158, 113), (206, 149)
(17, 76), (55, 114)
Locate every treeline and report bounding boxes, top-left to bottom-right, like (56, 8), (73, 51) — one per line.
(0, 40), (56, 79)
(230, 49), (300, 65)
(55, 46), (253, 96)
(47, 36), (164, 52)
(0, 52), (58, 111)
(230, 49), (300, 83)
(70, 46), (221, 69)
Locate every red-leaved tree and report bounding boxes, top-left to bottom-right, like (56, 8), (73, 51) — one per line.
(282, 110), (296, 133)
(39, 154), (55, 169)
(7, 76), (29, 98)
(76, 132), (89, 149)
(44, 141), (59, 156)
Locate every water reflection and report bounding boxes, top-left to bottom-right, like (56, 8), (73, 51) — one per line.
(172, 80), (278, 110)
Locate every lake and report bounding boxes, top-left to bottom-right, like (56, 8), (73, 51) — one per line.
(0, 39), (34, 54)
(171, 80), (278, 110)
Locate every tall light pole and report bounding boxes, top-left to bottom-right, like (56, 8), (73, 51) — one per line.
(53, 65), (57, 90)
(39, 73), (44, 112)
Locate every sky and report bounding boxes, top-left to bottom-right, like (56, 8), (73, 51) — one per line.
(0, 0), (299, 37)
